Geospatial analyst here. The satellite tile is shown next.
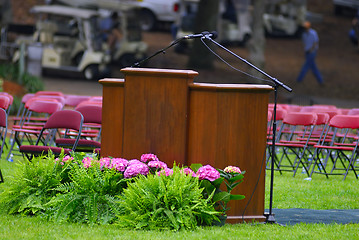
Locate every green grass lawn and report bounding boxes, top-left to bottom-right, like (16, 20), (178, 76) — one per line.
(0, 153), (358, 239)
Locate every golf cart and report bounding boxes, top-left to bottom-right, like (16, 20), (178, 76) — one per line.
(13, 5), (111, 80)
(45, 0), (148, 67)
(263, 0), (307, 37)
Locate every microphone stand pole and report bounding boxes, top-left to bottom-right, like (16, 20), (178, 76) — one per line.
(131, 37), (184, 68)
(205, 36), (292, 224)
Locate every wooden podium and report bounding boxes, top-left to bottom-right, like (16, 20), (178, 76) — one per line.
(99, 68), (272, 223)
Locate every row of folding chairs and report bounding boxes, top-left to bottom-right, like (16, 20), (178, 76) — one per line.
(0, 91), (102, 163)
(267, 104), (359, 180)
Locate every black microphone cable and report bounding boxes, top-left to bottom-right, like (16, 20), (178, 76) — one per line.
(199, 37), (274, 86)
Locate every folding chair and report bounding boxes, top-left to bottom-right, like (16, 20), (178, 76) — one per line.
(0, 108), (8, 183)
(347, 108), (359, 116)
(267, 112), (318, 177)
(6, 99), (63, 161)
(310, 115), (359, 180)
(56, 105), (101, 152)
(0, 92), (13, 114)
(19, 110), (84, 161)
(64, 94), (91, 109)
(35, 90), (64, 97)
(0, 95), (11, 113)
(266, 108), (287, 170)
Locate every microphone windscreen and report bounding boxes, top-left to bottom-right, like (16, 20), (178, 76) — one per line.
(210, 31), (218, 39)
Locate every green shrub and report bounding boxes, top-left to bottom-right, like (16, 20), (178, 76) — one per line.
(46, 158), (127, 225)
(115, 166), (219, 231)
(0, 153), (63, 215)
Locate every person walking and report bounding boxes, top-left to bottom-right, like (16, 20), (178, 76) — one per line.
(296, 21), (324, 85)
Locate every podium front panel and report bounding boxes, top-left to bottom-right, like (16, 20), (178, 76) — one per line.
(188, 83), (272, 222)
(120, 68), (198, 165)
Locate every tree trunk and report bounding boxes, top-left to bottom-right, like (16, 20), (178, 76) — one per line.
(187, 0), (220, 69)
(247, 0), (265, 83)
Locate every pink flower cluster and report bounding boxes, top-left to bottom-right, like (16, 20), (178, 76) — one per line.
(110, 158), (129, 172)
(124, 162), (149, 178)
(181, 167), (196, 177)
(82, 157), (95, 168)
(140, 153), (159, 163)
(196, 165), (220, 181)
(55, 155), (74, 165)
(224, 166), (242, 174)
(148, 160), (167, 169)
(157, 168), (173, 176)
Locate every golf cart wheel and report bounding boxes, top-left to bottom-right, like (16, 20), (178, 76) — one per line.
(119, 54), (137, 68)
(83, 65), (99, 80)
(140, 9), (157, 31)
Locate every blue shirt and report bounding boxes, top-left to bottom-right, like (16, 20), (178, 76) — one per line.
(302, 28), (319, 52)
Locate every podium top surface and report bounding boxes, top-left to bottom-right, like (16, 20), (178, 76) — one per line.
(121, 67), (199, 78)
(189, 82), (273, 92)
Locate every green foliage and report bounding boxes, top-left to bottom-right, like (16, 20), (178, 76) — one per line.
(191, 164), (245, 215)
(0, 63), (44, 93)
(46, 160), (127, 225)
(0, 153), (63, 215)
(116, 167), (220, 231)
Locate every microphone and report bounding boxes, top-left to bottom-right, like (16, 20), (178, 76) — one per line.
(183, 31), (218, 40)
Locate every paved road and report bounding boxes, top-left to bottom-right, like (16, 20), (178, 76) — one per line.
(43, 76), (103, 97)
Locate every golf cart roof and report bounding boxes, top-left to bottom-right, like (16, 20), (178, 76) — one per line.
(30, 5), (99, 19)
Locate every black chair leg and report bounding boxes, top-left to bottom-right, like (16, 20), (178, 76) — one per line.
(0, 168), (4, 183)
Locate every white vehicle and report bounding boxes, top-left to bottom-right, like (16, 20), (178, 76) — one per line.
(333, 0), (359, 15)
(12, 5), (112, 80)
(130, 0), (179, 31)
(263, 0), (307, 37)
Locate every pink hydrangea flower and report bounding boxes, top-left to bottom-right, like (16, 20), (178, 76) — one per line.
(196, 165), (220, 181)
(124, 163), (149, 178)
(140, 153), (159, 163)
(55, 155), (74, 165)
(82, 156), (95, 168)
(99, 157), (112, 169)
(128, 159), (142, 166)
(110, 158), (128, 172)
(181, 167), (196, 177)
(157, 168), (173, 176)
(224, 166), (242, 174)
(148, 160), (167, 169)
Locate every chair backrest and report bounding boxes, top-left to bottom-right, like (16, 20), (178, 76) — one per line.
(44, 110), (83, 131)
(21, 93), (35, 104)
(315, 113), (330, 126)
(329, 115), (359, 129)
(0, 108), (8, 159)
(35, 90), (64, 97)
(36, 95), (66, 105)
(75, 104), (102, 124)
(347, 108), (359, 116)
(0, 95), (11, 110)
(76, 100), (102, 108)
(0, 108), (7, 128)
(0, 92), (13, 105)
(64, 95), (91, 108)
(282, 112), (317, 126)
(28, 100), (63, 114)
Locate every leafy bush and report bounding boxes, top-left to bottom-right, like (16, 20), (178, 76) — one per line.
(115, 166), (219, 231)
(46, 155), (127, 225)
(0, 152), (245, 229)
(0, 63), (44, 93)
(0, 152), (63, 215)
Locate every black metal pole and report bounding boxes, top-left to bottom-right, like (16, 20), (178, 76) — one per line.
(266, 83), (278, 223)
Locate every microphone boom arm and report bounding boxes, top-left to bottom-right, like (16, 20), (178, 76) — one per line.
(131, 37), (184, 68)
(205, 37), (292, 92)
